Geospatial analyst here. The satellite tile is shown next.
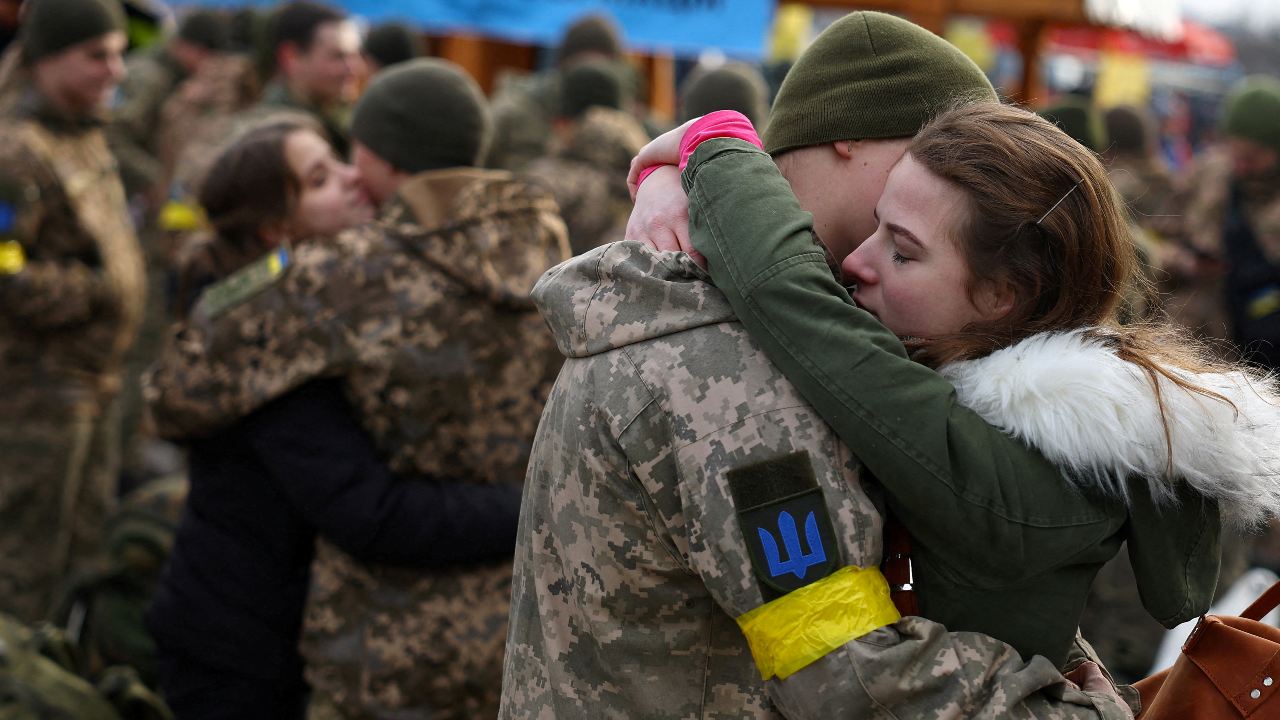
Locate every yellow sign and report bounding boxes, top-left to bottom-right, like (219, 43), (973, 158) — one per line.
(768, 4), (814, 63)
(1095, 51), (1152, 108)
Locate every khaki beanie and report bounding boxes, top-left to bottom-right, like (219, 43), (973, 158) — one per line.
(556, 14), (623, 67)
(178, 10), (231, 52)
(1222, 75), (1280, 157)
(364, 22), (423, 70)
(558, 60), (626, 120)
(19, 0), (126, 64)
(1038, 96), (1105, 152)
(764, 11), (996, 155)
(680, 62), (769, 127)
(350, 58), (491, 174)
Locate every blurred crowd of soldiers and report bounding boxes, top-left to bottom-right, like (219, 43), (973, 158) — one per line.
(0, 0), (1278, 715)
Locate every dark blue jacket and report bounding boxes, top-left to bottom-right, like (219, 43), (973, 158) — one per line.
(147, 378), (522, 680)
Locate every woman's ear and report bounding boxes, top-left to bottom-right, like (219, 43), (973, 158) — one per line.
(976, 278), (1016, 321)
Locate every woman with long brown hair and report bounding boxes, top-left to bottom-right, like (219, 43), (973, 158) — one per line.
(627, 101), (1280, 671)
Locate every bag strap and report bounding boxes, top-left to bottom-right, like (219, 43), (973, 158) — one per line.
(1241, 580), (1280, 621)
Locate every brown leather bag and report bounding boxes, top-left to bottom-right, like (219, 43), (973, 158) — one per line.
(1134, 580), (1280, 718)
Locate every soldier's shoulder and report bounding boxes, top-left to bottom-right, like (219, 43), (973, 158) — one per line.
(194, 244), (294, 321)
(456, 169), (562, 220)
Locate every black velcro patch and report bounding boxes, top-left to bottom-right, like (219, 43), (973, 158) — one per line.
(728, 451), (840, 602)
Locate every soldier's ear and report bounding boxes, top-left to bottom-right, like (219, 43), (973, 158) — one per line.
(277, 42), (301, 76)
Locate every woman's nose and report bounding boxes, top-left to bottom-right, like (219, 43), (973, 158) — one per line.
(841, 245), (877, 288)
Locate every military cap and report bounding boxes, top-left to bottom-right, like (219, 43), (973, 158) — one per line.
(1038, 96), (1106, 152)
(177, 9), (230, 52)
(764, 11), (996, 155)
(1222, 75), (1280, 158)
(680, 62), (769, 127)
(558, 60), (626, 120)
(1104, 105), (1152, 158)
(18, 0), (126, 64)
(350, 58), (491, 174)
(363, 22), (423, 70)
(555, 14), (623, 67)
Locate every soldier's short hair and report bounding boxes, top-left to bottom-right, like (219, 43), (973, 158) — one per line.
(269, 1), (345, 54)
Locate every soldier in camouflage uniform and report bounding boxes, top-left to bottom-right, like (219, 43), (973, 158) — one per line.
(0, 0), (145, 624)
(247, 1), (361, 158)
(504, 13), (1137, 718)
(486, 14), (629, 173)
(1169, 76), (1280, 368)
(525, 61), (648, 255)
(145, 59), (569, 718)
(107, 10), (228, 209)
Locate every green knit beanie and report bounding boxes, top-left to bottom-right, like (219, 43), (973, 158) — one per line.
(364, 22), (423, 70)
(19, 0), (126, 64)
(1222, 75), (1280, 157)
(1104, 105), (1151, 157)
(177, 10), (230, 52)
(350, 58), (491, 174)
(556, 14), (623, 67)
(1038, 96), (1105, 152)
(764, 11), (996, 155)
(680, 62), (769, 127)
(558, 60), (626, 120)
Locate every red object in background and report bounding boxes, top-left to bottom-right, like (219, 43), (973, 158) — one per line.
(986, 19), (1237, 67)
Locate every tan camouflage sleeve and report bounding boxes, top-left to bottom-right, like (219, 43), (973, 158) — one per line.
(145, 241), (371, 439)
(768, 619), (1133, 719)
(668, 426), (1129, 718)
(0, 147), (117, 329)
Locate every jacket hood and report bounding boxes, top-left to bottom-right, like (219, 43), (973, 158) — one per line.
(532, 241), (736, 358)
(390, 167), (570, 309)
(941, 328), (1280, 528)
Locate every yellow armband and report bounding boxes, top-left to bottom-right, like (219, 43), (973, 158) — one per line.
(0, 240), (25, 275)
(736, 565), (900, 680)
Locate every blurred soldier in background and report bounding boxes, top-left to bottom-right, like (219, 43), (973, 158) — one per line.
(486, 13), (627, 172)
(1104, 104), (1176, 236)
(251, 0), (361, 157)
(361, 21), (422, 74)
(0, 0), (144, 624)
(110, 10), (231, 497)
(108, 9), (229, 213)
(1176, 75), (1280, 370)
(679, 61), (770, 129)
(524, 60), (648, 255)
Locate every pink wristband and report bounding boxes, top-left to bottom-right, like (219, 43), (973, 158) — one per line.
(636, 164), (664, 188)
(633, 111), (764, 192)
(678, 110), (763, 170)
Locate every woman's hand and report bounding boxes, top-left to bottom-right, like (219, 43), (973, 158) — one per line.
(627, 117), (699, 201)
(624, 165), (704, 267)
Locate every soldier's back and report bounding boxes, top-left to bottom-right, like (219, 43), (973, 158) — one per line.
(298, 168), (569, 720)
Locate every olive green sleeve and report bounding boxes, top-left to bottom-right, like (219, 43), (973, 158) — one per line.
(683, 139), (1105, 571)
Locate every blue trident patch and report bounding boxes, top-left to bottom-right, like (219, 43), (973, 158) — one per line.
(758, 510), (827, 579)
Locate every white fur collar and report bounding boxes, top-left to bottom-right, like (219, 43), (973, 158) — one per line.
(940, 329), (1280, 526)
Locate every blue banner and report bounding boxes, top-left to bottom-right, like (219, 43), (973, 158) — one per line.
(180, 0), (776, 57)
